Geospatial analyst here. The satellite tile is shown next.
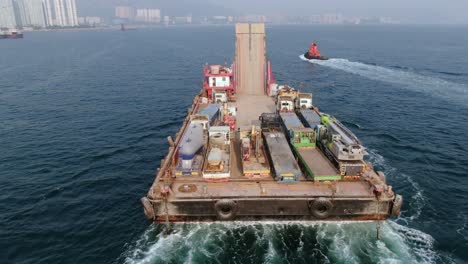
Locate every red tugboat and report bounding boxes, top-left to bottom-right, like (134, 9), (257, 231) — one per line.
(304, 42), (328, 60)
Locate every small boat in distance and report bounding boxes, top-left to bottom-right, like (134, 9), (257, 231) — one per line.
(304, 42), (328, 60)
(120, 24), (136, 31)
(0, 29), (23, 39)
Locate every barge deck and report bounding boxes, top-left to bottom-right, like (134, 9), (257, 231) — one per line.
(141, 23), (402, 223)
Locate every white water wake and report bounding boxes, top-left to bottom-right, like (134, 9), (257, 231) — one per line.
(299, 55), (468, 105)
(122, 221), (439, 264)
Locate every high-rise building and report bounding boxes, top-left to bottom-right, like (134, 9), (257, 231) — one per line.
(53, 0), (66, 26)
(43, 0), (54, 26)
(15, 0), (46, 28)
(147, 9), (160, 23)
(65, 0), (77, 26)
(78, 16), (101, 25)
(115, 6), (135, 19)
(1, 0), (77, 28)
(42, 0), (78, 27)
(163, 15), (170, 25)
(135, 9), (147, 22)
(0, 0), (18, 28)
(135, 8), (160, 23)
(321, 13), (343, 24)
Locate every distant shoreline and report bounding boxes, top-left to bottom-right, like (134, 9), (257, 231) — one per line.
(19, 23), (468, 33)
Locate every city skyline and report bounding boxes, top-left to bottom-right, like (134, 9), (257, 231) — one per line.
(2, 0), (468, 29)
(76, 0), (468, 24)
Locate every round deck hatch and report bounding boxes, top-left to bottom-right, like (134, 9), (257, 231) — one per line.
(178, 184), (197, 193)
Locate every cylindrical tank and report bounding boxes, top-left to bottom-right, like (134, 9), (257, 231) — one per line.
(179, 123), (204, 169)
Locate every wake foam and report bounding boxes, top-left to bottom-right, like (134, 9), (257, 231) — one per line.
(122, 221), (440, 264)
(366, 149), (427, 223)
(299, 55), (468, 105)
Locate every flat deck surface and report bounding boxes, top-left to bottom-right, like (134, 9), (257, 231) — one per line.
(170, 180), (374, 199)
(300, 148), (340, 176)
(234, 95), (276, 127)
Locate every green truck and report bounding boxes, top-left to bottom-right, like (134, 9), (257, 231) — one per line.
(279, 112), (341, 182)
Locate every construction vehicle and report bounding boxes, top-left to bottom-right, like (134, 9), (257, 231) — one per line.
(279, 112), (341, 181)
(260, 112), (302, 182)
(189, 114), (210, 130)
(289, 127), (341, 181)
(277, 85), (299, 100)
(260, 112), (282, 132)
(279, 111), (304, 140)
(197, 104), (220, 126)
(322, 117), (365, 161)
(277, 95), (295, 112)
(222, 104), (237, 130)
(295, 93), (313, 109)
(213, 90), (228, 104)
(239, 125), (270, 178)
(315, 115), (368, 179)
(203, 126), (231, 181)
(298, 109), (321, 129)
(263, 131), (302, 182)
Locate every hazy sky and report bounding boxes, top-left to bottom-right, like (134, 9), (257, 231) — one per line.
(223, 0), (468, 23)
(77, 0), (468, 24)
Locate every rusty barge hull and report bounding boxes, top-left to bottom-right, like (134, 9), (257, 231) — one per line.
(146, 171), (397, 222)
(150, 197), (392, 222)
(141, 23), (402, 223)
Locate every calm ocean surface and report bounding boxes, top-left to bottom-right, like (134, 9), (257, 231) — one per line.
(1, 25), (467, 264)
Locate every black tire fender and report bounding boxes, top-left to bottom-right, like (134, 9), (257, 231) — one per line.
(141, 197), (155, 220)
(310, 198), (333, 219)
(214, 199), (238, 221)
(391, 194), (403, 217)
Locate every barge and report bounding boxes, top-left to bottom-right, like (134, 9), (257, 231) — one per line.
(141, 23), (402, 222)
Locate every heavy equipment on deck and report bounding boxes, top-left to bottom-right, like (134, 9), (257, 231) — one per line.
(202, 126), (231, 181)
(316, 115), (368, 179)
(140, 23), (402, 224)
(239, 125), (271, 178)
(295, 92), (314, 109)
(279, 110), (341, 181)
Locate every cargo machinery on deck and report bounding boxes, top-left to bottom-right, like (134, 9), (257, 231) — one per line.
(141, 23), (402, 223)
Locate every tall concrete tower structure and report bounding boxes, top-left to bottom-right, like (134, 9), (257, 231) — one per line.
(43, 0), (54, 27)
(65, 0), (77, 26)
(53, 0), (65, 26)
(15, 0), (47, 28)
(43, 0), (78, 27)
(0, 0), (18, 28)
